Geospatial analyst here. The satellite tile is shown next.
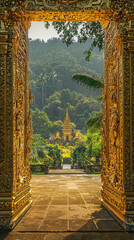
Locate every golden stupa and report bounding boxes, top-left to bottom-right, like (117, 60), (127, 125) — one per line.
(73, 131), (80, 141)
(55, 132), (61, 139)
(62, 109), (72, 142)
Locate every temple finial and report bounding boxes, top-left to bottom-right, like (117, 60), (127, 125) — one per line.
(66, 108), (68, 117)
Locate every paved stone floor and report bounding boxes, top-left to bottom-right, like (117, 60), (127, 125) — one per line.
(1, 172), (134, 239)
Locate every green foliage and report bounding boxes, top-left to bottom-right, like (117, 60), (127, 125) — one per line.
(30, 134), (47, 148)
(71, 141), (88, 168)
(62, 147), (71, 158)
(31, 108), (52, 138)
(44, 22), (104, 61)
(86, 130), (102, 157)
(72, 73), (104, 129)
(29, 157), (44, 165)
(29, 38), (103, 138)
(30, 108), (63, 138)
(71, 129), (102, 168)
(86, 112), (102, 129)
(47, 144), (63, 169)
(32, 171), (44, 175)
(72, 73), (104, 89)
(30, 89), (102, 137)
(29, 39), (104, 100)
(44, 89), (101, 133)
(30, 134), (53, 166)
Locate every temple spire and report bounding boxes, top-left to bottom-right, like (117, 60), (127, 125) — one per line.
(66, 108), (69, 117)
(63, 108), (72, 142)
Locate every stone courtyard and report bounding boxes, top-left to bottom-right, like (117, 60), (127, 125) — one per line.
(2, 172), (134, 240)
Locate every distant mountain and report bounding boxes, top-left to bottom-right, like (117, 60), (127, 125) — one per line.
(29, 37), (104, 74)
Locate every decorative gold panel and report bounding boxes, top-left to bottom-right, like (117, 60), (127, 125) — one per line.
(0, 20), (32, 228)
(101, 19), (134, 228)
(101, 20), (124, 215)
(10, 10), (117, 23)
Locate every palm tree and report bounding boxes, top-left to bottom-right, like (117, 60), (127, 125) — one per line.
(72, 73), (104, 128)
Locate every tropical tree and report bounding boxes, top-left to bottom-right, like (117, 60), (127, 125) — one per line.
(72, 73), (104, 128)
(30, 134), (47, 148)
(44, 22), (104, 128)
(71, 141), (87, 169)
(86, 129), (102, 165)
(30, 134), (53, 168)
(47, 144), (63, 169)
(45, 21), (104, 61)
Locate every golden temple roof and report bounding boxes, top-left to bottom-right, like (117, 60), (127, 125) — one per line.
(74, 131), (80, 140)
(55, 132), (61, 139)
(63, 109), (72, 135)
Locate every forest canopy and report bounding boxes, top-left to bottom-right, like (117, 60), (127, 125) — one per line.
(29, 38), (104, 138)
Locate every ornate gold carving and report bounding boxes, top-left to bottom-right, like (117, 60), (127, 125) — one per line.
(0, 20), (32, 228)
(0, 201), (11, 211)
(0, 0), (110, 11)
(101, 17), (134, 226)
(126, 200), (134, 212)
(29, 88), (33, 103)
(101, 21), (125, 215)
(110, 0), (134, 12)
(3, 10), (119, 23)
(125, 216), (134, 225)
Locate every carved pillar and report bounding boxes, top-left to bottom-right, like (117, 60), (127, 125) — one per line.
(0, 19), (15, 228)
(121, 19), (134, 227)
(101, 18), (134, 230)
(0, 19), (32, 229)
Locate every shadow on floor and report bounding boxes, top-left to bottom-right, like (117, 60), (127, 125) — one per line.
(64, 232), (134, 240)
(1, 230), (134, 240)
(0, 230), (10, 240)
(0, 207), (128, 240)
(1, 173), (134, 240)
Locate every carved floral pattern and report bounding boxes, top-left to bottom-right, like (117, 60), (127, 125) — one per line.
(101, 21), (124, 212)
(0, 0), (110, 11)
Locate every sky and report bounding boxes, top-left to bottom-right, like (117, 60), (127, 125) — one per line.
(29, 22), (60, 42)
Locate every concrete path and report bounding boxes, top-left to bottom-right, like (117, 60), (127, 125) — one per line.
(2, 173), (134, 239)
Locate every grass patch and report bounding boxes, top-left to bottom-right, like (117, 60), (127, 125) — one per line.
(91, 172), (101, 174)
(31, 171), (44, 175)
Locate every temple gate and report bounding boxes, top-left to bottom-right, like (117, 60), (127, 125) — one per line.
(0, 0), (134, 231)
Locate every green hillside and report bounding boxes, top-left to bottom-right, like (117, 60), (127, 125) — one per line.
(29, 38), (104, 137)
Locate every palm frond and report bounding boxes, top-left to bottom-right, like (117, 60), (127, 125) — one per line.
(72, 73), (104, 89)
(86, 112), (102, 129)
